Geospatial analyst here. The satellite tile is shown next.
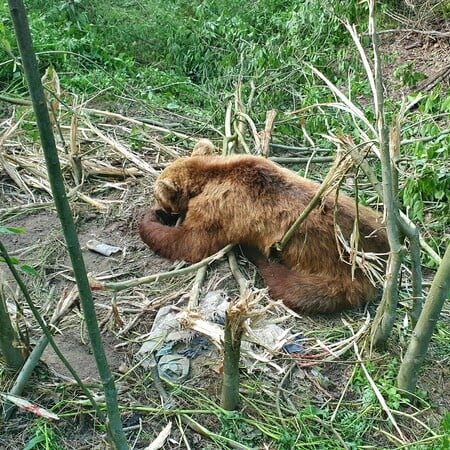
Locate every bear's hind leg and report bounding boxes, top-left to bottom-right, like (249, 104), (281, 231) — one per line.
(241, 246), (377, 314)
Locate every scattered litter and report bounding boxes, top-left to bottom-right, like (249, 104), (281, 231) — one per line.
(283, 335), (305, 354)
(136, 305), (187, 368)
(200, 290), (229, 324)
(245, 323), (290, 352)
(178, 335), (210, 358)
(155, 341), (175, 358)
(157, 355), (190, 383)
(135, 289), (302, 377)
(86, 239), (121, 256)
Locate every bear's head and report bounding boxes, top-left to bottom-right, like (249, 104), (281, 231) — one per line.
(154, 167), (190, 215)
(153, 139), (216, 214)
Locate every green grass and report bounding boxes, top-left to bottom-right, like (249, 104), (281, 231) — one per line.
(23, 421), (64, 450)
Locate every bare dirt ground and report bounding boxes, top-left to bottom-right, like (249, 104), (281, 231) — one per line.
(1, 24), (449, 450)
(381, 36), (450, 101)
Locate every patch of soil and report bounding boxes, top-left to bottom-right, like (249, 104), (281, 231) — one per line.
(0, 205), (176, 378)
(42, 330), (125, 380)
(379, 22), (450, 100)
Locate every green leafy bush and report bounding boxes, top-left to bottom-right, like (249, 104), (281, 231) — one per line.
(398, 90), (450, 261)
(1, 1), (371, 116)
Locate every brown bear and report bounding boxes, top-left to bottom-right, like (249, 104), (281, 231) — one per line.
(139, 153), (389, 314)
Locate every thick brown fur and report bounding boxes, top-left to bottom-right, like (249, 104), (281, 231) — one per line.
(139, 154), (389, 314)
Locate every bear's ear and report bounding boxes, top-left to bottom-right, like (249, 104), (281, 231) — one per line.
(155, 179), (178, 201)
(154, 178), (182, 213)
(191, 139), (216, 156)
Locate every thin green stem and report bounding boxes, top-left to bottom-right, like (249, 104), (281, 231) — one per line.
(7, 1), (127, 447)
(0, 242), (103, 419)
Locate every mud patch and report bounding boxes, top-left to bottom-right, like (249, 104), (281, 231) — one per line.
(42, 329), (125, 380)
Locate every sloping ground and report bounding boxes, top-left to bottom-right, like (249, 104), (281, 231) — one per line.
(380, 26), (450, 99)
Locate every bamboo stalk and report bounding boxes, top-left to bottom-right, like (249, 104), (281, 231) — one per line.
(82, 107), (191, 141)
(259, 110), (277, 157)
(0, 242), (102, 420)
(221, 301), (244, 411)
(91, 245), (233, 292)
(397, 245), (450, 395)
(7, 1), (128, 447)
(84, 119), (158, 176)
(0, 270), (25, 371)
(276, 146), (352, 252)
(368, 0), (404, 349)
